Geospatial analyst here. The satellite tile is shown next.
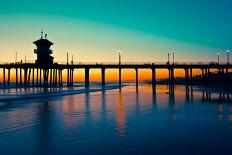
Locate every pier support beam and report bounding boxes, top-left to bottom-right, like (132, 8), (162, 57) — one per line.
(60, 70), (63, 86)
(172, 69), (175, 83)
(52, 69), (55, 86)
(68, 68), (72, 86)
(207, 68), (210, 77)
(58, 70), (60, 86)
(16, 67), (18, 87)
(40, 69), (42, 86)
(32, 68), (34, 86)
(169, 68), (174, 84)
(85, 68), (90, 87)
(36, 68), (39, 86)
(70, 69), (73, 86)
(152, 68), (156, 86)
(55, 69), (57, 86)
(53, 69), (55, 86)
(8, 69), (10, 86)
(24, 68), (27, 87)
(72, 69), (74, 85)
(185, 68), (189, 84)
(20, 68), (22, 86)
(69, 69), (71, 86)
(102, 68), (105, 86)
(221, 68), (225, 75)
(28, 68), (31, 86)
(50, 69), (52, 86)
(3, 68), (5, 87)
(44, 69), (49, 86)
(68, 69), (70, 86)
(190, 68), (193, 84)
(67, 69), (69, 86)
(135, 68), (138, 86)
(119, 68), (122, 87)
(201, 68), (204, 77)
(205, 68), (210, 77)
(43, 69), (45, 86)
(57, 69), (59, 86)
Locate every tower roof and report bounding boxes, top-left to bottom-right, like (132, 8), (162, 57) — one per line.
(33, 38), (53, 46)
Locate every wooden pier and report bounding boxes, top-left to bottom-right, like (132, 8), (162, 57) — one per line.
(0, 62), (231, 88)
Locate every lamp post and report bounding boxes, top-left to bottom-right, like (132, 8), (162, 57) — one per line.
(25, 54), (27, 63)
(172, 51), (175, 65)
(67, 52), (69, 65)
(168, 53), (170, 64)
(226, 50), (230, 64)
(15, 52), (17, 64)
(217, 53), (220, 64)
(118, 50), (121, 65)
(71, 55), (74, 65)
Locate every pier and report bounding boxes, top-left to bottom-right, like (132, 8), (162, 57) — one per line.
(0, 62), (231, 88)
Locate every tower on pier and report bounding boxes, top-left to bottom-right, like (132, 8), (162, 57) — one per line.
(33, 30), (54, 66)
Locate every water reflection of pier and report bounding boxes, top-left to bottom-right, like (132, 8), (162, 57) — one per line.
(37, 102), (53, 154)
(153, 84), (231, 104)
(116, 90), (126, 136)
(202, 92), (231, 103)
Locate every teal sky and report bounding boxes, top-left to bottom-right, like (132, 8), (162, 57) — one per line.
(0, 0), (231, 63)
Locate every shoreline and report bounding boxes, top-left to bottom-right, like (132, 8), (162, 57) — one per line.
(0, 85), (123, 102)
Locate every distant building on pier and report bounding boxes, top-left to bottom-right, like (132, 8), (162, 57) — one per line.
(34, 31), (54, 66)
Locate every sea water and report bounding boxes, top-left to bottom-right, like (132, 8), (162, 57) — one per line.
(0, 84), (231, 155)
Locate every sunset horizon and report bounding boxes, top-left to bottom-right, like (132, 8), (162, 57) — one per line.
(1, 0), (232, 63)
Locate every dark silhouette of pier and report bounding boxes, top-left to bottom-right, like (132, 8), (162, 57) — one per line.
(0, 33), (231, 88)
(0, 62), (231, 88)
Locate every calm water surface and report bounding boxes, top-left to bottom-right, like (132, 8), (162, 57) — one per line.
(0, 85), (232, 155)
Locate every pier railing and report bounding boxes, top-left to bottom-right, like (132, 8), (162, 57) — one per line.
(53, 61), (230, 65)
(0, 61), (229, 65)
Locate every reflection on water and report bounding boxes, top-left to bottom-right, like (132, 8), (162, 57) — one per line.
(36, 102), (53, 154)
(0, 85), (232, 155)
(116, 91), (126, 136)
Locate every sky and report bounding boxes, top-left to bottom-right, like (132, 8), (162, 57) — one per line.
(0, 0), (232, 64)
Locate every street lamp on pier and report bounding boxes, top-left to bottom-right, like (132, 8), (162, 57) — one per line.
(25, 54), (27, 63)
(15, 52), (18, 64)
(217, 53), (220, 64)
(118, 50), (121, 65)
(67, 52), (69, 65)
(71, 55), (74, 65)
(168, 53), (170, 64)
(172, 51), (175, 65)
(226, 50), (230, 64)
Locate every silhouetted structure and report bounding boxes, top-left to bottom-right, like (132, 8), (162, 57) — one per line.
(34, 32), (53, 66)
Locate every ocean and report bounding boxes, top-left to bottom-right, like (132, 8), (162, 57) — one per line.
(0, 84), (231, 155)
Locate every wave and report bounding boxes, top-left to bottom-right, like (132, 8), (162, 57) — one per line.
(0, 85), (122, 102)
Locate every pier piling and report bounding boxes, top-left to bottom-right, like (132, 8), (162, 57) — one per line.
(152, 68), (156, 86)
(85, 68), (89, 87)
(8, 69), (10, 86)
(135, 68), (138, 86)
(102, 68), (105, 86)
(119, 68), (122, 87)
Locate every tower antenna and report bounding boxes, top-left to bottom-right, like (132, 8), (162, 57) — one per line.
(41, 27), (44, 39)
